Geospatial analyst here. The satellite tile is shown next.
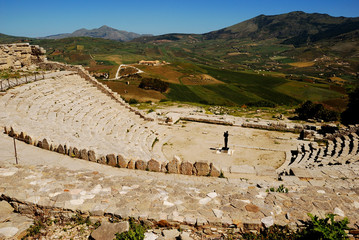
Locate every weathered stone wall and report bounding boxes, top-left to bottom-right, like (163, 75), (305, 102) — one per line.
(0, 43), (46, 70)
(4, 126), (221, 177)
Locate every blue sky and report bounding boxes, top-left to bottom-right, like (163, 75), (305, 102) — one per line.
(1, 0), (358, 37)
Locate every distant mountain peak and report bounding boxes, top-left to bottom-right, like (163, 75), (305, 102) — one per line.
(99, 25), (112, 29)
(42, 26), (151, 41)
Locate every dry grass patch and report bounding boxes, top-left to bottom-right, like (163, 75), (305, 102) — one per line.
(181, 74), (224, 85)
(101, 81), (166, 102)
(227, 52), (249, 56)
(288, 61), (315, 67)
(330, 76), (346, 84)
(134, 64), (184, 84)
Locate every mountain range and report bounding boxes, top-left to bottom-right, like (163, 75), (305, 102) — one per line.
(134, 11), (359, 46)
(41, 25), (151, 42)
(2, 11), (358, 46)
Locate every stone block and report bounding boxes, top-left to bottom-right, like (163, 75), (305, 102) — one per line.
(98, 156), (106, 164)
(147, 159), (160, 172)
(88, 150), (96, 162)
(42, 138), (50, 150)
(73, 147), (80, 158)
(261, 216), (274, 228)
(180, 162), (193, 175)
(167, 158), (180, 174)
(194, 162), (210, 176)
(209, 163), (220, 177)
(245, 204), (260, 213)
(18, 132), (25, 141)
(68, 147), (74, 157)
(230, 165), (256, 174)
(57, 144), (65, 154)
(0, 201), (14, 215)
(25, 135), (33, 145)
(117, 155), (127, 168)
(135, 160), (147, 170)
(255, 165), (277, 177)
(80, 149), (89, 160)
(8, 127), (16, 137)
(127, 160), (135, 169)
(90, 221), (129, 240)
(106, 154), (117, 166)
(163, 229), (180, 239)
(290, 167), (313, 179)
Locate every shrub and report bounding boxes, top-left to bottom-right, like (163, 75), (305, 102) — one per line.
(341, 87), (359, 125)
(138, 78), (169, 93)
(129, 98), (139, 104)
(115, 218), (146, 240)
(298, 213), (349, 240)
(266, 184), (289, 193)
(241, 224), (299, 240)
(24, 220), (45, 238)
(295, 101), (339, 122)
(241, 213), (349, 240)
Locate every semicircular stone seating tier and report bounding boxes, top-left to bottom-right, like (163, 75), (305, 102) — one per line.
(0, 71), (167, 162)
(280, 130), (359, 175)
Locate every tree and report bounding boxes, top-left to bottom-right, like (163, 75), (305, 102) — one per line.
(295, 101), (339, 122)
(341, 87), (359, 125)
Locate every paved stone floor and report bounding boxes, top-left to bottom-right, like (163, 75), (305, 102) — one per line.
(0, 132), (359, 239)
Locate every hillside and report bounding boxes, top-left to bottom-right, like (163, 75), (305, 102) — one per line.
(42, 25), (150, 42)
(205, 11), (359, 43)
(1, 11), (357, 111)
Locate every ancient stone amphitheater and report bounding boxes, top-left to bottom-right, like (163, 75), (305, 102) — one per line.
(0, 43), (358, 239)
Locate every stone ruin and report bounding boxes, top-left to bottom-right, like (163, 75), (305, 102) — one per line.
(0, 43), (46, 70)
(0, 44), (359, 238)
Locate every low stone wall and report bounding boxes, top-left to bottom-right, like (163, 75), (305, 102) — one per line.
(0, 43), (46, 70)
(242, 122), (303, 133)
(181, 116), (233, 126)
(4, 126), (221, 178)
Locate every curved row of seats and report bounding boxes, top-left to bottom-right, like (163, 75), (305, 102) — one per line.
(280, 130), (359, 174)
(0, 71), (166, 162)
